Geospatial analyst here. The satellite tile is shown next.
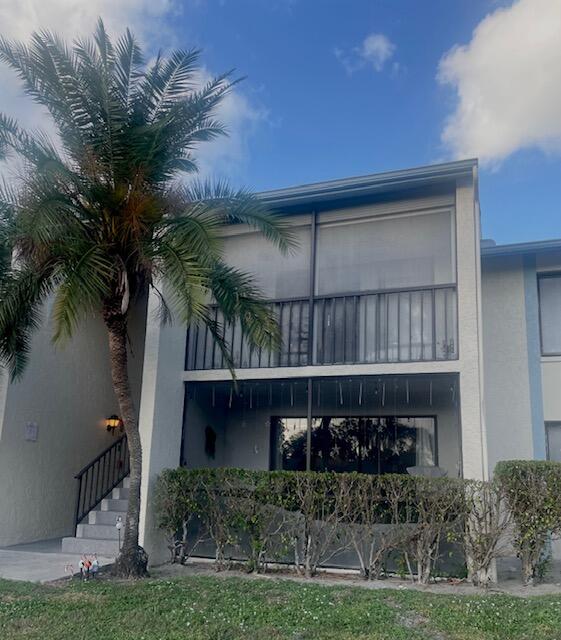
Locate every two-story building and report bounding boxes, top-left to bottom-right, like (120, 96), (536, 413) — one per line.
(1, 158), (560, 564)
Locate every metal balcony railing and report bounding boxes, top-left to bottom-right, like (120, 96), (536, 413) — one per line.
(185, 285), (457, 371)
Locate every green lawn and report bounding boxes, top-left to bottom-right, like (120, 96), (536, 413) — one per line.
(1, 574), (561, 640)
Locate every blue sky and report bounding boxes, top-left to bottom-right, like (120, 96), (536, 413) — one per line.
(2, 0), (560, 245)
(170, 0), (561, 245)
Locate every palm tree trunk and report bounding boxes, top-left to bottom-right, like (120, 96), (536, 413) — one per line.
(103, 304), (148, 577)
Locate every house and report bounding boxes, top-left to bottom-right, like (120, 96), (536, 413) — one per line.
(0, 158), (559, 564)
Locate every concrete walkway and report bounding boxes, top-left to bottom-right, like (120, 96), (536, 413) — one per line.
(0, 538), (113, 583)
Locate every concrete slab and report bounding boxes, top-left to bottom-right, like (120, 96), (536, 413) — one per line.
(4, 538), (67, 554)
(0, 538), (113, 583)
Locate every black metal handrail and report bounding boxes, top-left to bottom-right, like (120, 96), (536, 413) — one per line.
(185, 284), (458, 370)
(74, 435), (130, 530)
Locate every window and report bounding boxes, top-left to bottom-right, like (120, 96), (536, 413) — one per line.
(270, 414), (436, 474)
(315, 210), (455, 296)
(539, 274), (561, 355)
(270, 417), (307, 471)
(546, 422), (561, 462)
(310, 416), (435, 474)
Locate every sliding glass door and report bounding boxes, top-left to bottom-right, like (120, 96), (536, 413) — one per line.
(272, 415), (436, 474)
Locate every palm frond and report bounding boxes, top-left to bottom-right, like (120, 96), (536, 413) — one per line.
(74, 20), (129, 183)
(130, 72), (234, 180)
(156, 201), (224, 259)
(208, 262), (281, 352)
(0, 266), (54, 379)
(0, 113), (61, 168)
(114, 28), (143, 114)
(0, 178), (19, 221)
(51, 244), (114, 342)
(0, 22), (283, 384)
(0, 31), (94, 154)
(11, 172), (93, 248)
(184, 180), (297, 254)
(150, 236), (209, 325)
(143, 48), (202, 122)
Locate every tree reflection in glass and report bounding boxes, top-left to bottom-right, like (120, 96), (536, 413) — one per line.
(272, 416), (435, 474)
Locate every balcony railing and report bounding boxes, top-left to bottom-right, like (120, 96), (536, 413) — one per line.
(185, 285), (457, 371)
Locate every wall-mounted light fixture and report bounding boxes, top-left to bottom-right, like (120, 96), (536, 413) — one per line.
(106, 414), (123, 434)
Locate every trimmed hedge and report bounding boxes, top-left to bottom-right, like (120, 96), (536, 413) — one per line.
(155, 461), (561, 585)
(156, 468), (466, 583)
(495, 460), (561, 583)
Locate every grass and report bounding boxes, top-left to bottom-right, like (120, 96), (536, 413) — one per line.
(1, 574), (561, 639)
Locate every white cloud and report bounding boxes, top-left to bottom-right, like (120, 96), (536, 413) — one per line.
(193, 69), (269, 181)
(438, 0), (561, 165)
(360, 34), (396, 72)
(0, 0), (178, 44)
(335, 32), (396, 74)
(0, 0), (263, 181)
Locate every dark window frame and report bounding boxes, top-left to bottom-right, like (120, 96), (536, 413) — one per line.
(270, 413), (439, 474)
(545, 421), (561, 462)
(538, 272), (561, 357)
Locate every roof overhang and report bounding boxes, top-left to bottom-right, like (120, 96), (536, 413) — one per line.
(481, 238), (561, 258)
(257, 159), (478, 213)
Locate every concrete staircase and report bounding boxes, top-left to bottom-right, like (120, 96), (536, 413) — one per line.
(61, 476), (129, 557)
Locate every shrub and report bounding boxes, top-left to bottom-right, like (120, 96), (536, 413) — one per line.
(155, 468), (468, 583)
(342, 474), (393, 580)
(155, 468), (206, 563)
(229, 470), (294, 573)
(392, 476), (465, 584)
(196, 468), (257, 569)
(495, 460), (561, 584)
(284, 471), (353, 577)
(155, 464), (561, 586)
(462, 480), (512, 586)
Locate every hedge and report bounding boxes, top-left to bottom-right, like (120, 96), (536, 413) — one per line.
(495, 460), (561, 583)
(155, 461), (561, 586)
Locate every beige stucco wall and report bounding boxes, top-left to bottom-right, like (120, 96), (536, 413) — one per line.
(454, 177), (487, 479)
(0, 297), (147, 547)
(137, 288), (187, 565)
(481, 256), (541, 473)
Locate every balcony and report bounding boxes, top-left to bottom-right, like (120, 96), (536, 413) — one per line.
(185, 284), (457, 371)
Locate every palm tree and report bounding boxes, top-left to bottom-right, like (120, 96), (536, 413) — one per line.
(0, 20), (293, 577)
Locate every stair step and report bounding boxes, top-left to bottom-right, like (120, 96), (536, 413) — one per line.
(122, 476), (130, 489)
(77, 524), (121, 540)
(88, 510), (127, 526)
(61, 536), (120, 556)
(101, 498), (128, 512)
(112, 487), (130, 500)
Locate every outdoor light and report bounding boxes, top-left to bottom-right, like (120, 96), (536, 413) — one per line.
(116, 516), (123, 550)
(106, 414), (123, 434)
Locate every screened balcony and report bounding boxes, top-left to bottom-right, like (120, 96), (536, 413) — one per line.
(181, 374), (462, 478)
(185, 285), (457, 369)
(185, 204), (458, 371)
